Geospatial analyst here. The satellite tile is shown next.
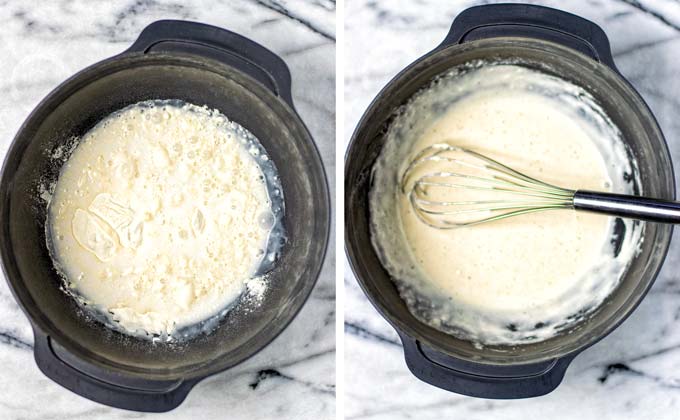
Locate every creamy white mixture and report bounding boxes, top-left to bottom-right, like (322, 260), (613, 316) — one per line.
(370, 64), (643, 345)
(47, 100), (283, 338)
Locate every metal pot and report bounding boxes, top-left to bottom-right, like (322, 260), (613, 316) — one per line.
(0, 20), (330, 411)
(345, 4), (673, 399)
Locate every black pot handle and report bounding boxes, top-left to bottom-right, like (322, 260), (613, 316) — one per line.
(439, 4), (617, 71)
(399, 333), (575, 399)
(33, 328), (199, 412)
(125, 20), (295, 108)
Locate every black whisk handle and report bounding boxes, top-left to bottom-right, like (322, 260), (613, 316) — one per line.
(574, 190), (680, 223)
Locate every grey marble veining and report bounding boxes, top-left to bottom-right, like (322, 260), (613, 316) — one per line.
(345, 1), (680, 419)
(0, 0), (335, 419)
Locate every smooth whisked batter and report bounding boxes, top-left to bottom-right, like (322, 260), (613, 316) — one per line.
(370, 64), (642, 345)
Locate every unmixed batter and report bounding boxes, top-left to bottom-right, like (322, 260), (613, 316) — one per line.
(47, 100), (283, 337)
(370, 64), (642, 345)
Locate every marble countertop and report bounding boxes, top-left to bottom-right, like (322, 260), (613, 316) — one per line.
(0, 0), (335, 419)
(345, 0), (680, 419)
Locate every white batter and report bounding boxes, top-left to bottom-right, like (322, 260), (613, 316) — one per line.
(47, 100), (283, 337)
(370, 64), (642, 345)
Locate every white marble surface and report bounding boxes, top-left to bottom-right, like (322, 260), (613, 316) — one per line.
(0, 0), (335, 418)
(345, 0), (680, 419)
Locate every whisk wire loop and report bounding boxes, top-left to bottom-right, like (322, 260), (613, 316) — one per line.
(401, 143), (576, 228)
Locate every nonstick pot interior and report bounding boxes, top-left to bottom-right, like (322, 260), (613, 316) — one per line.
(1, 52), (329, 379)
(345, 37), (674, 365)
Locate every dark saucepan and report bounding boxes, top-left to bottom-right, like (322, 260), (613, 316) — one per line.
(345, 4), (673, 399)
(0, 20), (330, 411)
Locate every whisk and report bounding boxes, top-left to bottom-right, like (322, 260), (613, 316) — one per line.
(400, 143), (680, 229)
